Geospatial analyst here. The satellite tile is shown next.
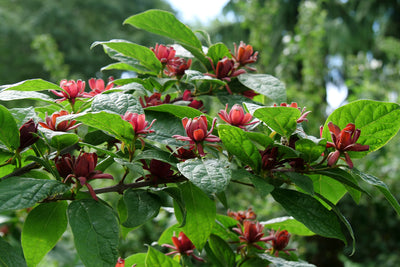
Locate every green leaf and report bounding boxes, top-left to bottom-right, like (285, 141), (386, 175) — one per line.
(309, 174), (348, 207)
(91, 93), (143, 115)
(176, 182), (216, 249)
(125, 253), (146, 267)
(157, 224), (180, 246)
(177, 158), (231, 195)
(21, 202), (68, 267)
(92, 40), (162, 74)
(9, 107), (37, 127)
(0, 178), (70, 212)
(122, 189), (161, 228)
(40, 129), (79, 151)
(253, 107), (300, 138)
(0, 237), (27, 267)
(238, 74), (286, 103)
(207, 234), (235, 267)
(261, 216), (315, 236)
(218, 124), (261, 172)
(124, 10), (208, 67)
(68, 199), (119, 267)
(2, 79), (60, 92)
(284, 172), (314, 195)
(322, 100), (400, 157)
(249, 174), (275, 197)
(313, 168), (366, 194)
(58, 112), (135, 144)
(184, 70), (226, 86)
(145, 104), (206, 121)
(0, 91), (55, 103)
(258, 254), (316, 267)
(0, 105), (20, 150)
(351, 168), (400, 216)
(211, 215), (240, 242)
(295, 138), (326, 162)
(207, 43), (232, 65)
(145, 246), (181, 267)
(271, 188), (346, 243)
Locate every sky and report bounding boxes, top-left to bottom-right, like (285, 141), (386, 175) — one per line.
(167, 0), (230, 24)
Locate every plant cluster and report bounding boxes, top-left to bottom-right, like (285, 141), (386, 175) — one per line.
(1, 10), (400, 267)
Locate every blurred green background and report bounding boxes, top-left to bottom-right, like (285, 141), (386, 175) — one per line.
(1, 0), (400, 266)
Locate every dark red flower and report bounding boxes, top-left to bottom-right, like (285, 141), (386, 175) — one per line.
(151, 44), (176, 65)
(173, 115), (220, 157)
(137, 159), (178, 183)
(218, 104), (257, 130)
(260, 147), (283, 171)
(54, 152), (113, 200)
(181, 90), (204, 110)
(38, 110), (81, 132)
(84, 77), (115, 97)
(139, 93), (171, 108)
(18, 119), (39, 151)
(326, 122), (369, 168)
(162, 232), (204, 262)
(274, 102), (311, 123)
(233, 220), (270, 251)
(241, 89), (259, 99)
(167, 146), (197, 161)
(266, 229), (295, 256)
(232, 41), (258, 70)
(206, 57), (246, 94)
(165, 57), (192, 78)
(51, 79), (88, 104)
(121, 112), (156, 136)
(227, 208), (257, 224)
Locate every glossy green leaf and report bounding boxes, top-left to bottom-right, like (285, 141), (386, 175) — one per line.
(145, 104), (205, 120)
(351, 168), (400, 216)
(322, 100), (400, 157)
(207, 234), (235, 267)
(9, 107), (37, 127)
(238, 74), (286, 103)
(218, 124), (261, 172)
(249, 174), (275, 197)
(0, 237), (27, 267)
(0, 105), (19, 150)
(207, 43), (232, 65)
(211, 215), (240, 242)
(309, 174), (347, 207)
(295, 138), (326, 162)
(271, 188), (346, 243)
(145, 246), (180, 267)
(2, 79), (60, 92)
(58, 112), (135, 144)
(125, 253), (146, 267)
(184, 70), (226, 86)
(40, 129), (79, 151)
(157, 224), (180, 246)
(68, 199), (119, 267)
(122, 189), (161, 228)
(22, 202), (68, 267)
(176, 182), (216, 249)
(254, 107), (300, 138)
(313, 168), (366, 194)
(258, 254), (316, 267)
(0, 178), (70, 212)
(177, 158), (231, 195)
(0, 91), (54, 103)
(92, 40), (162, 74)
(284, 172), (314, 195)
(261, 216), (315, 236)
(91, 92), (143, 115)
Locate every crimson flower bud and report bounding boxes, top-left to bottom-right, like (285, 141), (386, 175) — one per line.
(18, 119), (38, 151)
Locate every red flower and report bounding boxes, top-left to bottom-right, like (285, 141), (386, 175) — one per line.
(260, 147), (284, 171)
(266, 229), (295, 256)
(54, 153), (113, 200)
(18, 119), (38, 151)
(139, 93), (171, 108)
(227, 208), (257, 224)
(84, 77), (115, 97)
(165, 57), (192, 78)
(326, 122), (369, 168)
(232, 41), (258, 70)
(151, 44), (176, 65)
(233, 220), (270, 251)
(206, 57), (246, 94)
(38, 110), (81, 132)
(218, 104), (257, 130)
(182, 90), (204, 110)
(121, 112), (156, 136)
(167, 146), (197, 161)
(274, 102), (311, 123)
(162, 232), (204, 262)
(137, 159), (178, 183)
(115, 258), (125, 267)
(173, 115), (220, 156)
(51, 79), (88, 104)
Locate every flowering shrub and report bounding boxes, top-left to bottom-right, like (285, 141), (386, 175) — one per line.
(1, 9), (400, 267)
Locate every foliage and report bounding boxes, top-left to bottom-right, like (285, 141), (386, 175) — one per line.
(0, 9), (400, 267)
